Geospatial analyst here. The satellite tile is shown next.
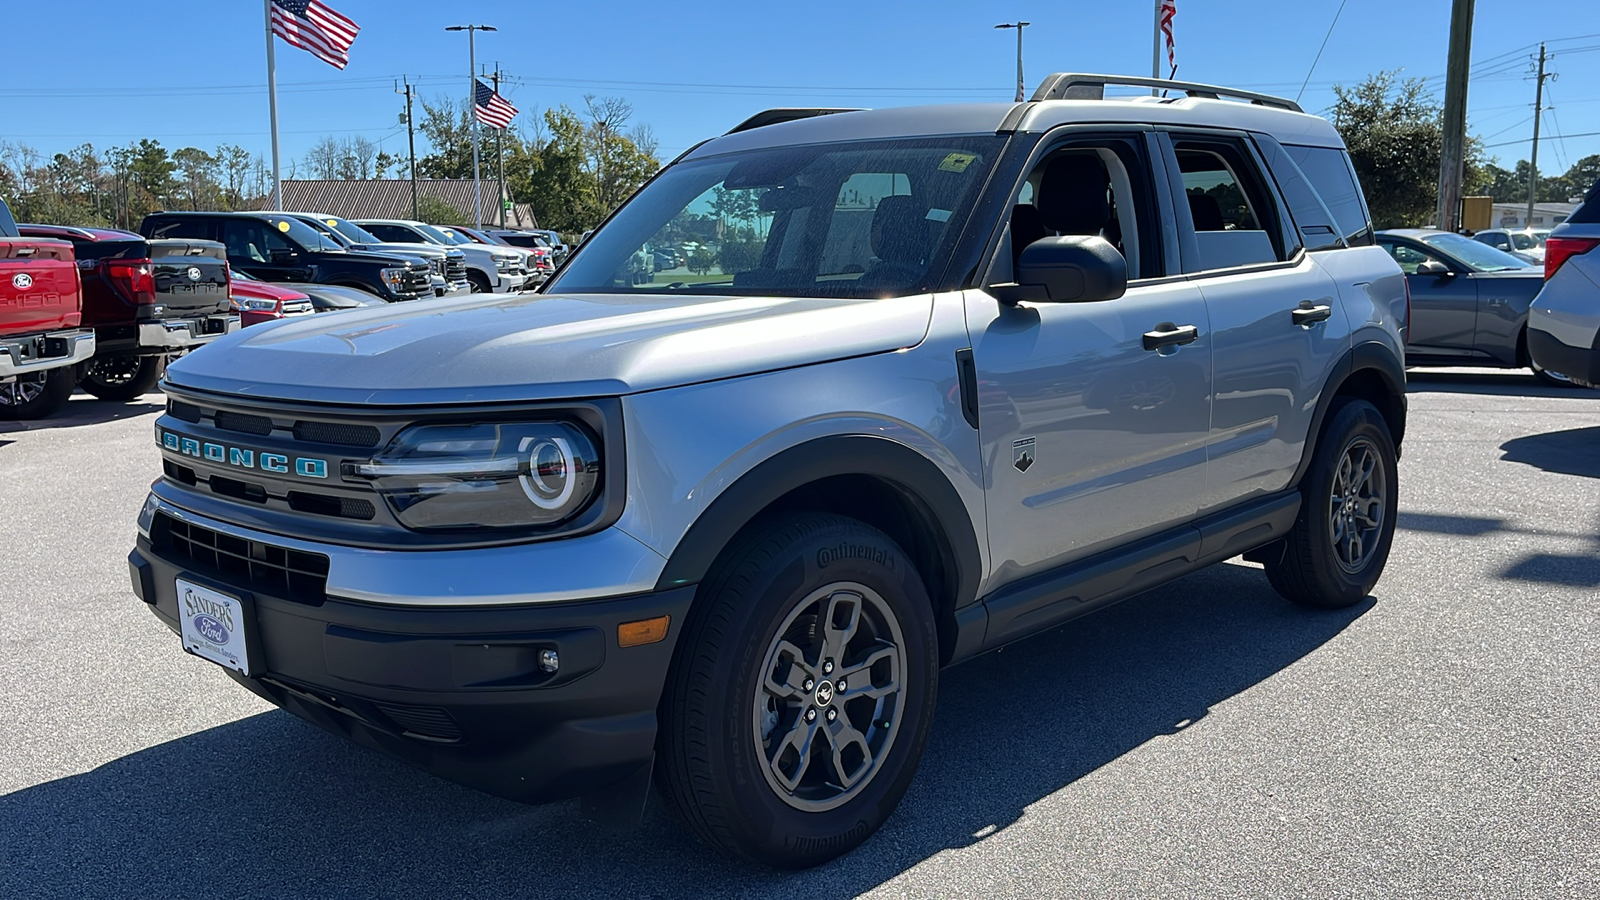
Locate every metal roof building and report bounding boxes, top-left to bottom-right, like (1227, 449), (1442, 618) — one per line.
(278, 179), (540, 228)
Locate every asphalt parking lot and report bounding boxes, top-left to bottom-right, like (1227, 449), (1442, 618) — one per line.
(2, 370), (1596, 899)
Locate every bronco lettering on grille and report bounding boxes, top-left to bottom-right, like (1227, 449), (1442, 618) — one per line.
(158, 429), (329, 479)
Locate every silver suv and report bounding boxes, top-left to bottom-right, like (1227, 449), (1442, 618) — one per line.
(127, 74), (1408, 868)
(1528, 178), (1600, 388)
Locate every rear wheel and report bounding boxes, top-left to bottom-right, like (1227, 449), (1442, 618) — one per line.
(1264, 398), (1399, 608)
(80, 353), (164, 402)
(1531, 359), (1577, 387)
(0, 367), (75, 420)
(657, 513), (938, 868)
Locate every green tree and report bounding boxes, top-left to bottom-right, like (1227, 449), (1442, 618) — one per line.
(172, 147), (220, 210)
(1329, 72), (1447, 228)
(414, 195), (466, 225)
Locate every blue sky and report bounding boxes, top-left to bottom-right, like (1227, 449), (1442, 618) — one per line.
(5, 0), (1598, 180)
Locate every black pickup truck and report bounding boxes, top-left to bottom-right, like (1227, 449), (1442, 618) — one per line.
(139, 212), (433, 302)
(17, 224), (239, 400)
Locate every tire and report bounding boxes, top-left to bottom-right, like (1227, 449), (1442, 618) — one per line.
(467, 271), (492, 293)
(1264, 398), (1399, 608)
(657, 513), (938, 868)
(0, 367), (75, 420)
(1531, 359), (1577, 387)
(80, 354), (164, 402)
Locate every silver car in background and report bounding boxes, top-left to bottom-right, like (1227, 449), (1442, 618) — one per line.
(1528, 180), (1600, 388)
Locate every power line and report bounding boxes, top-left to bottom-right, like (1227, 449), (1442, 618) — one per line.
(1296, 0), (1349, 104)
(1484, 129), (1600, 149)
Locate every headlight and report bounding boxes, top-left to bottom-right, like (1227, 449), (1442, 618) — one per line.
(380, 266), (406, 288)
(230, 296), (281, 312)
(494, 255), (515, 271)
(348, 422), (601, 531)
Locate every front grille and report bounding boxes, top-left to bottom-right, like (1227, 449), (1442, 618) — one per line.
(168, 401), (203, 423)
(214, 410), (274, 436)
(153, 512), (329, 605)
(294, 420), (379, 447)
(287, 491), (375, 520)
(374, 703), (462, 742)
(445, 258), (467, 282)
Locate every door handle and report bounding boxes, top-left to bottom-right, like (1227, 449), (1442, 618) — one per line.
(1142, 323), (1199, 351)
(1292, 302), (1333, 326)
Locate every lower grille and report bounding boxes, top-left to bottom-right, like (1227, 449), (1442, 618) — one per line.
(375, 703), (462, 742)
(153, 512), (329, 605)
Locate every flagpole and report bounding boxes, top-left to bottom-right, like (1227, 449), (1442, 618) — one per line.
(265, 0), (282, 207)
(469, 33), (481, 229)
(1151, 0), (1162, 95)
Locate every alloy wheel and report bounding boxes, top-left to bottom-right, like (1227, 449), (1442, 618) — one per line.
(1329, 436), (1386, 574)
(0, 379), (46, 407)
(752, 582), (907, 812)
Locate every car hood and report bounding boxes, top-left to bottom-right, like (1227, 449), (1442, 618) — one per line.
(328, 249), (430, 267)
(348, 241), (448, 260)
(232, 280), (310, 301)
(165, 291), (935, 405)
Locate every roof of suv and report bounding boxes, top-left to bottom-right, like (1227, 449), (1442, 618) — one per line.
(19, 224), (143, 241)
(689, 73), (1343, 161)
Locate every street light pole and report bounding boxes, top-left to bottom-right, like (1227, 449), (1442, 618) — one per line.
(446, 24), (496, 228)
(994, 22), (1030, 102)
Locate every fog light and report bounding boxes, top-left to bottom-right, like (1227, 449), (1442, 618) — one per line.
(538, 648), (560, 674)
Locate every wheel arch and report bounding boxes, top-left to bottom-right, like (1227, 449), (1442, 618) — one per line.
(1290, 340), (1407, 489)
(654, 435), (983, 665)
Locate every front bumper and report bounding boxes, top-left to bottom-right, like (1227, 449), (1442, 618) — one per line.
(1528, 325), (1600, 389)
(0, 328), (95, 378)
(138, 314), (241, 350)
(129, 525), (694, 804)
(438, 281), (473, 297)
(494, 271), (531, 291)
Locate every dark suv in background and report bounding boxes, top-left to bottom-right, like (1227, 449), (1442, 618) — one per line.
(139, 212), (433, 303)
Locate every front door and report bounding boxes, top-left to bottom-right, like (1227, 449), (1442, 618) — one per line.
(1380, 239), (1478, 352)
(221, 219), (313, 283)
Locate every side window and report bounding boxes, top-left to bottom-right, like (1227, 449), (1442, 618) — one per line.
(147, 218), (213, 240)
(365, 224), (408, 243)
(997, 136), (1161, 282)
(1255, 136), (1342, 252)
(1378, 240), (1438, 275)
(1283, 145), (1373, 246)
(222, 220), (290, 263)
(1173, 139), (1287, 271)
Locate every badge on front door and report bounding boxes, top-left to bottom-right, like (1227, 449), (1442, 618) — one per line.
(1013, 437), (1036, 473)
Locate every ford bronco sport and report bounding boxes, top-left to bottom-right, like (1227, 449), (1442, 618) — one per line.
(128, 74), (1408, 868)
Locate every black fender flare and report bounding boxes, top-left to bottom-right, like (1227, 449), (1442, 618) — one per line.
(1288, 340), (1407, 490)
(653, 434), (983, 610)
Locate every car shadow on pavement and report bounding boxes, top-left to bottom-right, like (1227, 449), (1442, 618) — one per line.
(0, 394), (163, 435)
(0, 562), (1371, 899)
(1405, 370), (1600, 398)
(1499, 426), (1600, 479)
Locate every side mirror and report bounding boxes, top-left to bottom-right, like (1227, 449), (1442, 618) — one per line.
(1414, 259), (1451, 277)
(1013, 235), (1127, 303)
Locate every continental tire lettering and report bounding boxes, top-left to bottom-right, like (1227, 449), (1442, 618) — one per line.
(816, 543), (895, 571)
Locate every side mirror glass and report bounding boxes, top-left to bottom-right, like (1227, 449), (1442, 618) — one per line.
(1014, 235), (1128, 303)
(1414, 259), (1451, 277)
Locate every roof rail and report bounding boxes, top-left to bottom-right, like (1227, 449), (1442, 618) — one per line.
(726, 108), (864, 135)
(1030, 73), (1302, 113)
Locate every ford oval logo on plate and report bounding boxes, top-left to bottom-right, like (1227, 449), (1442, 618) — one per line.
(192, 614), (229, 644)
(186, 266), (202, 282)
(12, 273), (33, 290)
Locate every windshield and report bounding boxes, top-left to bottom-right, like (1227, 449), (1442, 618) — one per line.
(318, 216), (385, 245)
(422, 224), (474, 245)
(263, 215), (344, 252)
(546, 135), (1005, 297)
(1421, 232), (1534, 272)
(1511, 232), (1543, 250)
(296, 217), (353, 247)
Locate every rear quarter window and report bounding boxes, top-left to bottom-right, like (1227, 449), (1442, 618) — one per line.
(1566, 179), (1600, 225)
(1284, 145), (1373, 246)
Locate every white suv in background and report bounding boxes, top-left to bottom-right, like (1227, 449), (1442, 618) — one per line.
(354, 219), (529, 293)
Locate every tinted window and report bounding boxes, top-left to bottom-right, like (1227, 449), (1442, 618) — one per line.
(362, 223), (418, 243)
(222, 219), (297, 262)
(1378, 240), (1440, 275)
(1174, 139), (1287, 270)
(1255, 138), (1340, 252)
(0, 200), (17, 237)
(548, 136), (1003, 297)
(1568, 179), (1600, 225)
(1000, 137), (1162, 281)
(321, 217), (384, 244)
(1284, 145), (1372, 246)
(1476, 232), (1512, 250)
(1419, 232), (1532, 272)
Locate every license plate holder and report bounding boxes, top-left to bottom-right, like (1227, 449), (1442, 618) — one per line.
(176, 577), (256, 676)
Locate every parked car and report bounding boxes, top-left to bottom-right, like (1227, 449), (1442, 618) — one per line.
(18, 222), (238, 402)
(1375, 229), (1564, 384)
(455, 226), (552, 281)
(353, 219), (528, 293)
(0, 202), (94, 419)
(491, 229), (568, 265)
(1528, 178), (1600, 388)
(130, 73), (1408, 868)
(280, 213), (471, 296)
(229, 272), (315, 326)
(140, 212), (434, 304)
(1472, 228), (1548, 264)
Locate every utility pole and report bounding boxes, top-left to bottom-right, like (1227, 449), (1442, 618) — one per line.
(993, 22), (1029, 102)
(1435, 0), (1475, 233)
(397, 78), (418, 220)
(1526, 43), (1551, 228)
(492, 64), (506, 229)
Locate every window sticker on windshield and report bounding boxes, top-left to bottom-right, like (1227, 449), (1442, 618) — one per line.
(326, 219), (339, 227)
(276, 220), (291, 232)
(938, 153), (977, 173)
(925, 208), (952, 222)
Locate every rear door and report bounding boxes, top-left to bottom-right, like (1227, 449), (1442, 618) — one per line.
(1159, 130), (1348, 512)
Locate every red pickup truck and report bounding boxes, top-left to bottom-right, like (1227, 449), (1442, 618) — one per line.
(0, 199), (96, 419)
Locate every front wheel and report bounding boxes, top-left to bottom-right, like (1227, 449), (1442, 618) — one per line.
(657, 513), (938, 868)
(466, 271), (493, 293)
(1264, 398), (1399, 608)
(80, 353), (164, 402)
(0, 367), (76, 420)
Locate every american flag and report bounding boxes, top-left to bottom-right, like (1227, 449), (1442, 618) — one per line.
(1160, 0), (1177, 70)
(270, 0), (360, 70)
(474, 80), (518, 129)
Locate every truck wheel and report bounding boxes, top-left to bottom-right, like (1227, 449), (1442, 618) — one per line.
(1264, 398), (1398, 608)
(467, 271), (492, 293)
(0, 368), (75, 420)
(80, 354), (164, 402)
(657, 513), (938, 868)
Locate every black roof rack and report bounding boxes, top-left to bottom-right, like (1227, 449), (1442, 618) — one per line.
(1030, 73), (1302, 113)
(726, 108), (865, 135)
